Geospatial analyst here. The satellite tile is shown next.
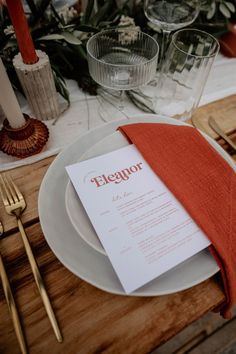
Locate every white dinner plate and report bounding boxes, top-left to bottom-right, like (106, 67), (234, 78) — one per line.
(38, 114), (234, 296)
(65, 118), (236, 256)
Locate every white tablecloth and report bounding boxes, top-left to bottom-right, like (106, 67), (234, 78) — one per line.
(1, 54), (236, 171)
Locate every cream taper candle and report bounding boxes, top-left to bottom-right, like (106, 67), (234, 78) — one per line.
(0, 58), (26, 128)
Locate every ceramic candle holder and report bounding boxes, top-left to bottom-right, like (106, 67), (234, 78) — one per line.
(13, 50), (60, 121)
(0, 114), (49, 158)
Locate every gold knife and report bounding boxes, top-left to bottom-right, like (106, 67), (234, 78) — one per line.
(208, 116), (236, 152)
(0, 220), (27, 354)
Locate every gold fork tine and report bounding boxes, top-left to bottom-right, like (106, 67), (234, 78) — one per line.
(0, 184), (7, 208)
(0, 175), (10, 207)
(3, 174), (18, 204)
(9, 175), (23, 202)
(0, 174), (14, 205)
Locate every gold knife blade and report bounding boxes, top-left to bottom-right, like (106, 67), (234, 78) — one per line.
(208, 116), (236, 152)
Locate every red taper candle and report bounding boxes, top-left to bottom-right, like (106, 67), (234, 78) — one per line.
(6, 0), (38, 64)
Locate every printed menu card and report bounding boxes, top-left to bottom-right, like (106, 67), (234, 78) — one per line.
(66, 144), (211, 293)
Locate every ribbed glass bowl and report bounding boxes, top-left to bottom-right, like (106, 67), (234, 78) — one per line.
(87, 29), (159, 91)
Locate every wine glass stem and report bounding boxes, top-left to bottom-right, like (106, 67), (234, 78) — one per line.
(118, 90), (125, 111)
(160, 30), (171, 68)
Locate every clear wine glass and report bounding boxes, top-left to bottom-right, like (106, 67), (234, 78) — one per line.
(144, 0), (200, 68)
(86, 29), (159, 121)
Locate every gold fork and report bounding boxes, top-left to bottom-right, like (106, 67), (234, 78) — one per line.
(0, 220), (27, 354)
(0, 174), (62, 343)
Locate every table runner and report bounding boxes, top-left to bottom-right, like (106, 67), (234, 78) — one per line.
(0, 54), (236, 171)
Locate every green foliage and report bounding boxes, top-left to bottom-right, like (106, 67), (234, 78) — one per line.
(0, 0), (235, 102)
(0, 0), (125, 101)
(195, 0), (235, 36)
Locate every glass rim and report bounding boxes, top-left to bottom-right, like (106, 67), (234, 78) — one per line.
(171, 28), (220, 59)
(144, 0), (201, 29)
(86, 29), (159, 68)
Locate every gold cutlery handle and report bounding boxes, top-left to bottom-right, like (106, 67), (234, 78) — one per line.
(0, 254), (28, 354)
(17, 218), (63, 343)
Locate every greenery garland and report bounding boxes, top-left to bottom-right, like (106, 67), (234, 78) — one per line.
(0, 0), (235, 108)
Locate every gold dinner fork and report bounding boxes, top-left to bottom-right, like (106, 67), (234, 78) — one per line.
(0, 174), (62, 343)
(0, 220), (27, 354)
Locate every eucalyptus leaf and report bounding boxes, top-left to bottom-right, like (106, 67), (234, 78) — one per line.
(0, 8), (3, 24)
(52, 65), (66, 84)
(91, 0), (114, 27)
(38, 32), (82, 45)
(3, 38), (18, 50)
(51, 46), (75, 71)
(29, 0), (52, 25)
(31, 21), (60, 39)
(206, 2), (216, 19)
(75, 25), (99, 33)
(98, 21), (116, 27)
(147, 21), (161, 32)
(25, 0), (38, 17)
(84, 0), (94, 23)
(61, 32), (82, 45)
(106, 10), (122, 23)
(225, 1), (235, 13)
(219, 3), (231, 18)
(38, 34), (65, 41)
(54, 76), (70, 103)
(50, 4), (65, 25)
(61, 24), (76, 30)
(68, 43), (87, 60)
(37, 0), (52, 12)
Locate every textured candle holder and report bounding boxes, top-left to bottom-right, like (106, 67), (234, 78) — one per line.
(0, 114), (49, 158)
(13, 50), (60, 121)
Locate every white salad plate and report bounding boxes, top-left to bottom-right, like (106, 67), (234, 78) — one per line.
(38, 114), (235, 296)
(65, 130), (130, 255)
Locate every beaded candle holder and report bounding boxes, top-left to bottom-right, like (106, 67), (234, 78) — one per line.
(0, 114), (49, 158)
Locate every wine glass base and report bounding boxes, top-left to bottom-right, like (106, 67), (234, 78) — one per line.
(154, 97), (194, 121)
(97, 88), (129, 122)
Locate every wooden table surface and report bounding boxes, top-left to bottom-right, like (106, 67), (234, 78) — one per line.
(0, 95), (236, 354)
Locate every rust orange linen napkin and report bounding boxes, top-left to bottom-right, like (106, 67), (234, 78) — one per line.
(119, 123), (236, 319)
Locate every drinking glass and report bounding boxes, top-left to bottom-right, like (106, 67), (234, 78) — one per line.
(154, 29), (220, 120)
(87, 29), (159, 120)
(144, 0), (200, 67)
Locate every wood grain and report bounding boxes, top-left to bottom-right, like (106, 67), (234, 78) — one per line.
(192, 94), (236, 139)
(0, 156), (55, 234)
(154, 305), (236, 354)
(0, 223), (225, 354)
(188, 317), (236, 354)
(1, 95), (236, 353)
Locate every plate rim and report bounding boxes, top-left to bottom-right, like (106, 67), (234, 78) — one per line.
(39, 114), (232, 296)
